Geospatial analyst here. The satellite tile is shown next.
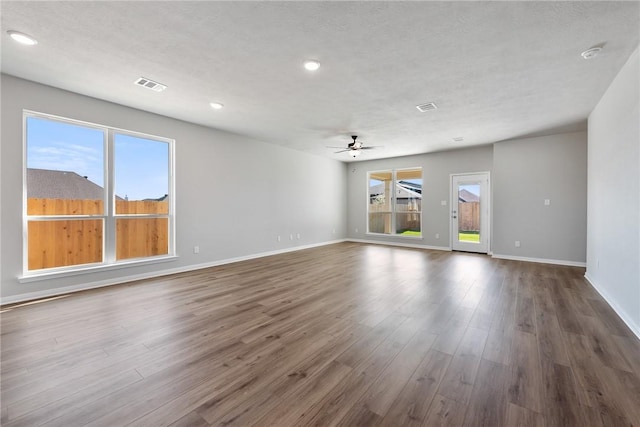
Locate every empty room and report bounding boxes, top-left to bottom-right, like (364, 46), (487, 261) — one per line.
(1, 1), (639, 426)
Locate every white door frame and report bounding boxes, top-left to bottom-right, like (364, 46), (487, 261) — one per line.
(450, 172), (491, 254)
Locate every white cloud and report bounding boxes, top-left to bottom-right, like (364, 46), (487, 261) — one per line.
(28, 142), (104, 185)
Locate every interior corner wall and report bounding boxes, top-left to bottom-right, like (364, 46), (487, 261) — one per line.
(586, 47), (640, 336)
(492, 131), (587, 264)
(0, 74), (348, 302)
(346, 145), (494, 248)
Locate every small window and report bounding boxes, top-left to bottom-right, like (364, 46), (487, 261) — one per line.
(368, 168), (422, 237)
(24, 112), (174, 274)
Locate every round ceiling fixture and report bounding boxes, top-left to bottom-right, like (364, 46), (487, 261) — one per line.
(349, 150), (361, 158)
(7, 30), (38, 46)
(303, 60), (321, 71)
(209, 102), (224, 110)
(581, 47), (602, 60)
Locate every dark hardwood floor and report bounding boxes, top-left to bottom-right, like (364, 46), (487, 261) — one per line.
(1, 242), (639, 426)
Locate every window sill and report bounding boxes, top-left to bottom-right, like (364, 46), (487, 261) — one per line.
(19, 255), (179, 283)
(365, 233), (424, 240)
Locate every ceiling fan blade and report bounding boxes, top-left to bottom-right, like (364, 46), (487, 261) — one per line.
(334, 149), (350, 153)
(360, 146), (381, 150)
(326, 146), (347, 149)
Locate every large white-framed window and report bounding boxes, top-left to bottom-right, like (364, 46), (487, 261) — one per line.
(23, 110), (175, 276)
(367, 168), (422, 237)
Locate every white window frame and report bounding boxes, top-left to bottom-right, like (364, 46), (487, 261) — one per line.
(21, 110), (176, 280)
(366, 167), (422, 238)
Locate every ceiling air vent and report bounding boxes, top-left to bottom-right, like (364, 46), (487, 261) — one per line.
(416, 102), (437, 112)
(134, 77), (167, 92)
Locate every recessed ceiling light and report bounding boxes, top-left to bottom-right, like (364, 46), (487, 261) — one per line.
(7, 30), (37, 46)
(210, 102), (224, 110)
(303, 60), (321, 71)
(581, 47), (602, 60)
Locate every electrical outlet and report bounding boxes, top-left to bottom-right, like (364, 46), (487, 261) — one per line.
(290, 234), (294, 240)
(193, 246), (199, 254)
(332, 228), (336, 235)
(277, 235), (281, 242)
(515, 241), (521, 248)
(435, 233), (440, 239)
(296, 233), (300, 239)
(441, 200), (447, 206)
(355, 228), (358, 233)
(544, 199), (551, 206)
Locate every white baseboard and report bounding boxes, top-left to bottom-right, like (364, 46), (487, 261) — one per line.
(491, 253), (586, 267)
(0, 239), (347, 306)
(346, 238), (451, 252)
(584, 273), (640, 340)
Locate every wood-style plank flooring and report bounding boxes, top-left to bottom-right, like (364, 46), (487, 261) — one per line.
(1, 242), (639, 426)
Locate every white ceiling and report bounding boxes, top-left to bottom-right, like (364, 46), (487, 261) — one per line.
(1, 1), (639, 161)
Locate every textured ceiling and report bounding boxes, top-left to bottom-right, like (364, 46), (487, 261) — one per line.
(1, 1), (639, 161)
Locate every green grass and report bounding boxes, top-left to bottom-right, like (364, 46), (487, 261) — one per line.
(459, 231), (480, 242)
(399, 230), (479, 241)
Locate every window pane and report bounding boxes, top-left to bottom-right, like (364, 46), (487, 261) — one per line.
(395, 169), (422, 236)
(116, 218), (169, 260)
(26, 117), (104, 215)
(458, 184), (481, 243)
(369, 171), (392, 234)
(368, 213), (391, 234)
(114, 134), (169, 214)
(28, 219), (103, 270)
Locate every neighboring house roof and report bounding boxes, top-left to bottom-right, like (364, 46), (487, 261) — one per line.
(369, 181), (422, 199)
(398, 180), (422, 194)
(144, 194), (168, 202)
(27, 168), (123, 200)
(458, 189), (479, 202)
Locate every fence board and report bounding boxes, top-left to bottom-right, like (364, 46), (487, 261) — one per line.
(116, 200), (169, 214)
(28, 198), (103, 215)
(458, 202), (480, 231)
(28, 219), (103, 270)
(116, 218), (168, 260)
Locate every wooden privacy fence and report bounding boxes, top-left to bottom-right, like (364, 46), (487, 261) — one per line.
(27, 198), (168, 270)
(368, 199), (421, 234)
(458, 202), (480, 231)
(27, 199), (169, 215)
(367, 200), (477, 234)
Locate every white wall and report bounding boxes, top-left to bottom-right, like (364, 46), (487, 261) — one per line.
(586, 47), (640, 336)
(492, 131), (587, 264)
(346, 145), (494, 248)
(0, 75), (347, 302)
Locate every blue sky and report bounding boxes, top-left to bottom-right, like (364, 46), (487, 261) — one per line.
(27, 117), (168, 200)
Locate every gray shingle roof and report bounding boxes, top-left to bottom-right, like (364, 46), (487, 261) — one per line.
(27, 168), (114, 200)
(458, 188), (479, 203)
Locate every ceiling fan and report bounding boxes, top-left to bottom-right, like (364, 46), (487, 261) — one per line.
(328, 135), (381, 158)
